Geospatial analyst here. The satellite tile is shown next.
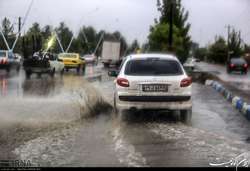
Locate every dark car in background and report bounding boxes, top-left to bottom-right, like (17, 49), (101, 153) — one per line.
(227, 57), (248, 74)
(0, 50), (21, 73)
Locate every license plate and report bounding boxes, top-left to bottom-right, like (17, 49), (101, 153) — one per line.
(142, 84), (168, 92)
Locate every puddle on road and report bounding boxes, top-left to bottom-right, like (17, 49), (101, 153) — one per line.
(0, 74), (114, 161)
(2, 69), (250, 167)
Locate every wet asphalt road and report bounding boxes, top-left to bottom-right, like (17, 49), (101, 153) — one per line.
(0, 64), (250, 167)
(196, 62), (250, 93)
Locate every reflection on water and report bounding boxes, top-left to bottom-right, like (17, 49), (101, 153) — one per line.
(0, 65), (104, 97)
(0, 76), (7, 96)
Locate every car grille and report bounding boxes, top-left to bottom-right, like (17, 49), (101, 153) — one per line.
(119, 96), (191, 102)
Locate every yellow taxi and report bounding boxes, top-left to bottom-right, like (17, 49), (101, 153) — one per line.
(58, 53), (85, 73)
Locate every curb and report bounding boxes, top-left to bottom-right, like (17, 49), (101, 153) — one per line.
(205, 80), (250, 121)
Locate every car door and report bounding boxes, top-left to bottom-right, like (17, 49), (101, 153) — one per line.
(48, 55), (58, 72)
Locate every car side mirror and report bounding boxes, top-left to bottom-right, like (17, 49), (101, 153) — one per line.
(108, 70), (119, 77)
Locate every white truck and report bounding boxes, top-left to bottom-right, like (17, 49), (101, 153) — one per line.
(101, 41), (121, 67)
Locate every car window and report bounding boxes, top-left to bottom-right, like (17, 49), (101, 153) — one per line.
(0, 51), (6, 57)
(231, 58), (246, 64)
(8, 52), (14, 59)
(125, 59), (183, 76)
(59, 54), (77, 58)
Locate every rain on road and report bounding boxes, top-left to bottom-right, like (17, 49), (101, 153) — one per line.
(0, 64), (250, 167)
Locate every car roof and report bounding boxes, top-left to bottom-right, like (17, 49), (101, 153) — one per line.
(127, 53), (178, 61)
(59, 53), (79, 55)
(0, 50), (12, 53)
(230, 57), (246, 61)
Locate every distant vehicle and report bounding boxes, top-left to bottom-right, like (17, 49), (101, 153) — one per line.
(227, 57), (248, 74)
(58, 53), (85, 74)
(83, 54), (97, 65)
(101, 41), (121, 68)
(0, 50), (21, 73)
(195, 58), (201, 62)
(23, 52), (64, 79)
(108, 53), (192, 123)
(183, 57), (196, 71)
(14, 53), (23, 64)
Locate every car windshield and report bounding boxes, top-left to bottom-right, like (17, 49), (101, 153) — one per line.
(0, 51), (7, 57)
(231, 58), (246, 64)
(125, 59), (183, 76)
(59, 54), (77, 58)
(84, 55), (93, 58)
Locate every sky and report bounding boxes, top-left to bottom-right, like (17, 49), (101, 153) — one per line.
(0, 0), (250, 46)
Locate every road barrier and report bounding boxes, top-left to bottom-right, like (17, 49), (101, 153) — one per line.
(206, 80), (250, 121)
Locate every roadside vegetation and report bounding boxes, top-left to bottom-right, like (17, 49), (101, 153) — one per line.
(193, 27), (250, 64)
(0, 18), (140, 58)
(1, 0), (250, 65)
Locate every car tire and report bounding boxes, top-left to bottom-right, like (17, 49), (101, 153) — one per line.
(60, 68), (64, 75)
(113, 95), (118, 115)
(37, 73), (42, 78)
(180, 109), (192, 125)
(76, 65), (81, 74)
(16, 65), (20, 73)
(119, 109), (129, 122)
(25, 70), (31, 79)
(50, 68), (55, 77)
(82, 65), (86, 74)
(6, 67), (10, 73)
(104, 63), (110, 68)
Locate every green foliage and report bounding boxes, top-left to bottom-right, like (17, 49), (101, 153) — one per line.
(127, 39), (140, 54)
(0, 17), (15, 50)
(149, 0), (191, 63)
(205, 27), (244, 64)
(0, 18), (129, 58)
(228, 28), (243, 57)
(148, 23), (183, 52)
(55, 22), (73, 53)
(244, 44), (250, 54)
(193, 47), (207, 61)
(207, 36), (228, 64)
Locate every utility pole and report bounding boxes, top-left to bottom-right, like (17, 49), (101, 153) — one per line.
(18, 17), (21, 37)
(226, 25), (231, 61)
(168, 1), (174, 51)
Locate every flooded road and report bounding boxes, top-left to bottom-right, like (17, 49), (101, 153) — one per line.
(0, 64), (250, 167)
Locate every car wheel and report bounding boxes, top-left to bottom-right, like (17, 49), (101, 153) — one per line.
(25, 70), (31, 79)
(180, 109), (192, 125)
(37, 73), (42, 78)
(60, 68), (64, 75)
(50, 68), (55, 77)
(16, 65), (20, 73)
(76, 65), (81, 74)
(104, 63), (110, 68)
(82, 65), (86, 74)
(119, 109), (129, 122)
(6, 67), (10, 73)
(113, 95), (118, 115)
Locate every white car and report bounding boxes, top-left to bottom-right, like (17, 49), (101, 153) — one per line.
(48, 54), (65, 75)
(183, 57), (196, 70)
(83, 54), (97, 64)
(109, 53), (192, 123)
